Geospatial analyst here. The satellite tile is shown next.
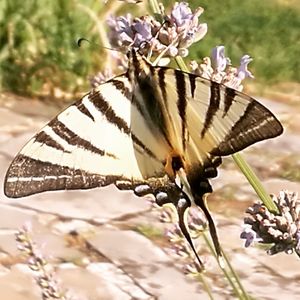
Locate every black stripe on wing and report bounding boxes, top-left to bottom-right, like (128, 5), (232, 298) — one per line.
(48, 118), (116, 158)
(76, 100), (95, 121)
(188, 73), (197, 98)
(211, 98), (283, 156)
(201, 81), (220, 138)
(110, 78), (132, 100)
(158, 68), (167, 102)
(4, 155), (123, 198)
(35, 131), (68, 152)
(130, 51), (173, 148)
(88, 89), (160, 161)
(175, 69), (188, 151)
(157, 68), (175, 147)
(223, 86), (236, 117)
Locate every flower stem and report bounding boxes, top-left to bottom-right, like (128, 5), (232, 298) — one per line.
(148, 0), (163, 22)
(232, 153), (279, 214)
(197, 272), (215, 300)
(202, 233), (251, 300)
(175, 56), (189, 72)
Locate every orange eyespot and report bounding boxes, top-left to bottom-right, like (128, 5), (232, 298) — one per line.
(164, 150), (185, 179)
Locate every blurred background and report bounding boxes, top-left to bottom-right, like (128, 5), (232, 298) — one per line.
(0, 0), (299, 99)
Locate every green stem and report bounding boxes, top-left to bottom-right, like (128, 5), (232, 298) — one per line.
(175, 56), (189, 72)
(197, 272), (215, 300)
(148, 0), (163, 22)
(232, 153), (279, 214)
(221, 247), (251, 300)
(202, 233), (250, 300)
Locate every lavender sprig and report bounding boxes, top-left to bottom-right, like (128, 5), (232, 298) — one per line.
(190, 45), (254, 91)
(241, 190), (300, 256)
(15, 224), (69, 300)
(107, 2), (207, 57)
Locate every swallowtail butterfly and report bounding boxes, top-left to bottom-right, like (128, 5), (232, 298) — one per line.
(4, 49), (283, 267)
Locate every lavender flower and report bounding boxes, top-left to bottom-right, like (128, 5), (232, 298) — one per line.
(89, 51), (127, 88)
(167, 2), (207, 50)
(93, 2), (207, 86)
(241, 191), (300, 257)
(163, 208), (207, 273)
(107, 2), (207, 57)
(211, 46), (228, 72)
(237, 55), (254, 81)
(240, 226), (262, 247)
(15, 224), (69, 300)
(188, 207), (207, 233)
(90, 68), (113, 88)
(107, 14), (134, 48)
(191, 45), (254, 91)
(165, 224), (196, 263)
(159, 206), (177, 223)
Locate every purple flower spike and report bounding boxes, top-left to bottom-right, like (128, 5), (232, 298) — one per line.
(193, 23), (208, 43)
(240, 226), (262, 247)
(132, 18), (153, 43)
(107, 2), (207, 59)
(107, 14), (135, 46)
(192, 45), (255, 91)
(171, 2), (193, 28)
(211, 46), (228, 72)
(242, 191), (300, 256)
(237, 54), (255, 80)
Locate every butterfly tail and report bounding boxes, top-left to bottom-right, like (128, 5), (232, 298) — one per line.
(195, 194), (225, 268)
(176, 197), (205, 270)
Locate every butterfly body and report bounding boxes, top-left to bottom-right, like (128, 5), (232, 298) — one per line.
(4, 49), (283, 267)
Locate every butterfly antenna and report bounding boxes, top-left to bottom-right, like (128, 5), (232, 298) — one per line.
(176, 197), (205, 270)
(77, 37), (121, 54)
(196, 195), (225, 268)
(77, 37), (90, 47)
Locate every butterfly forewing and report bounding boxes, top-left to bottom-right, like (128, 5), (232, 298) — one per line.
(4, 74), (167, 198)
(158, 67), (283, 162)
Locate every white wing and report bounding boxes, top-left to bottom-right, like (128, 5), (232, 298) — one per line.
(4, 75), (167, 198)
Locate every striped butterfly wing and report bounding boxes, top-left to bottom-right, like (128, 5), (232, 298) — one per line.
(156, 67), (283, 174)
(4, 74), (169, 198)
(4, 50), (283, 199)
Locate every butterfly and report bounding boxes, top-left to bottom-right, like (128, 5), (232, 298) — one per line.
(4, 49), (283, 268)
